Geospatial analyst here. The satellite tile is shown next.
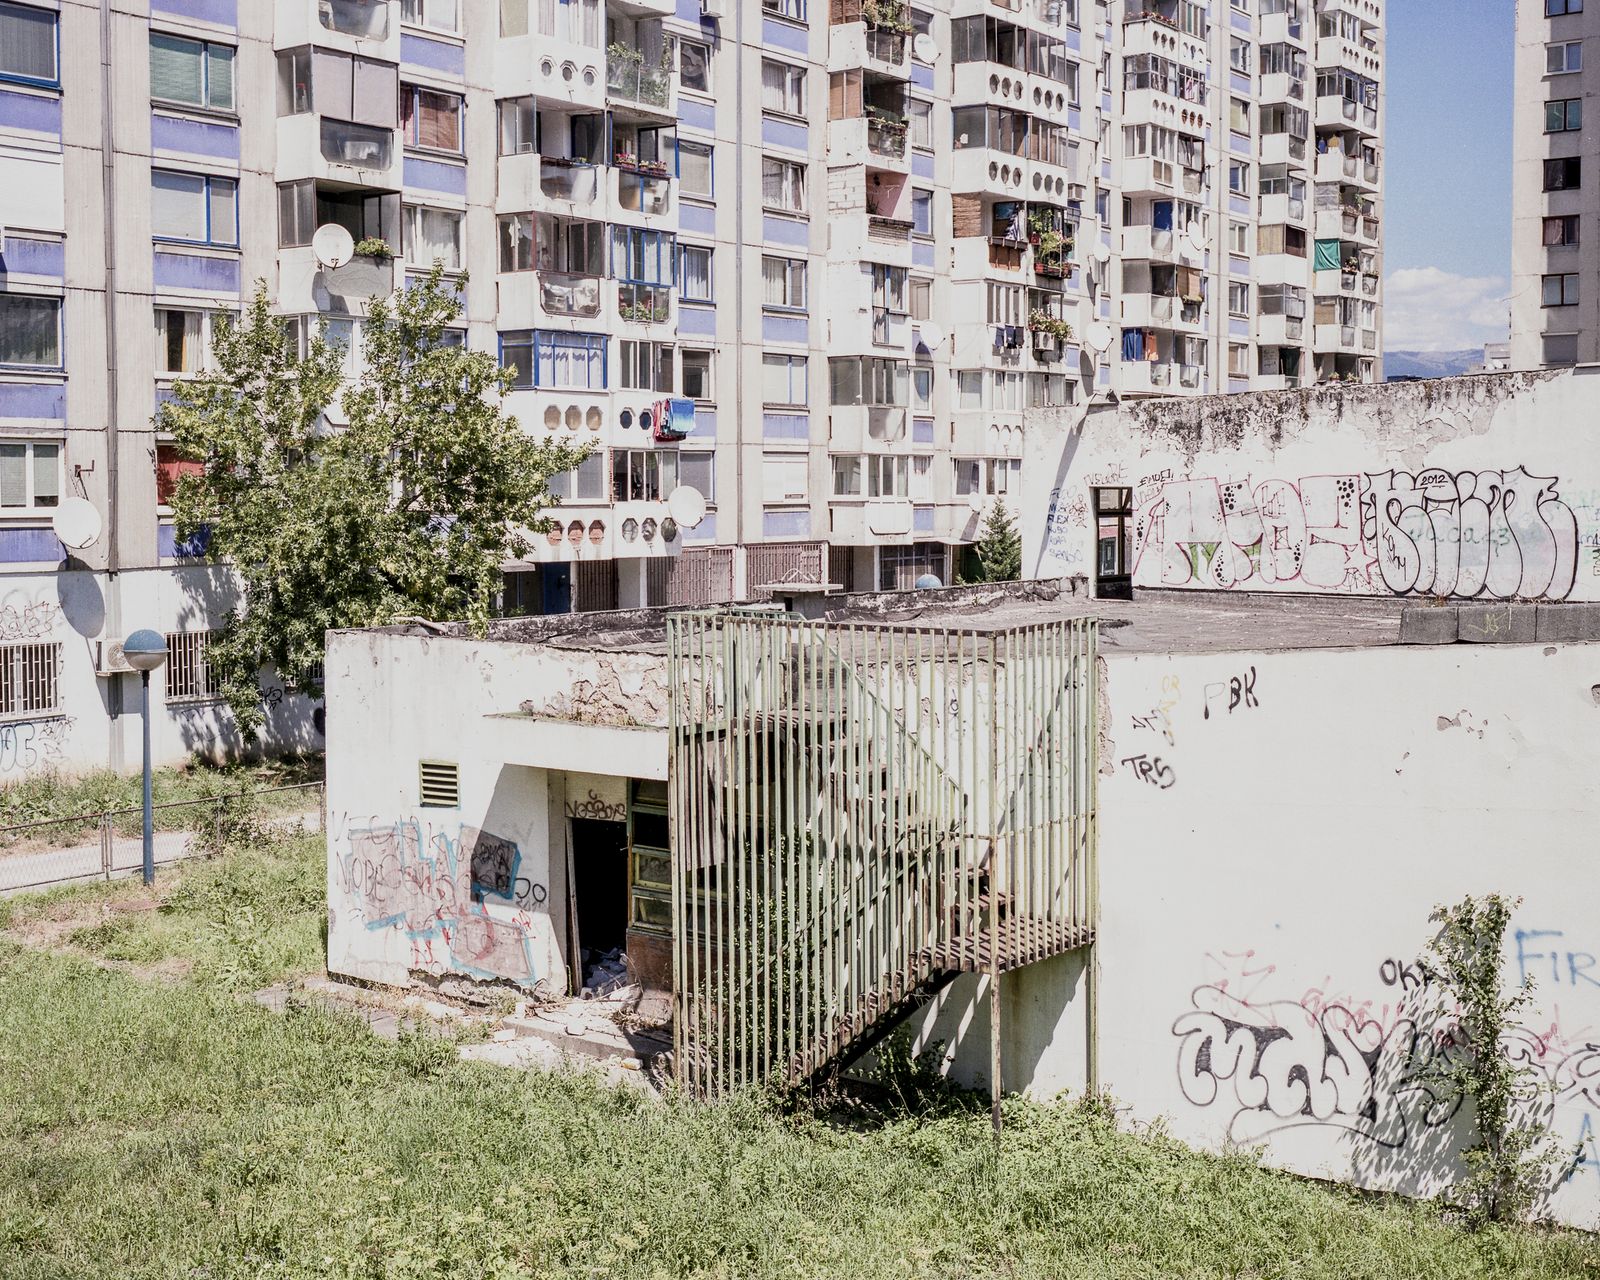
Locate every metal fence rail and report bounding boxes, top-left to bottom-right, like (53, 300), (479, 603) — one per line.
(668, 612), (1097, 1099)
(0, 781), (325, 897)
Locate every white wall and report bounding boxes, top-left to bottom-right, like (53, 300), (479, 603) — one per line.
(1024, 370), (1600, 602)
(1086, 642), (1600, 1228)
(0, 564), (318, 784)
(324, 627), (668, 996)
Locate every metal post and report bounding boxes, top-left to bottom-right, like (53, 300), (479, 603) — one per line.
(141, 670), (154, 886)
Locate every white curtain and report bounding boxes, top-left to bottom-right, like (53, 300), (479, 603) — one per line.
(152, 172), (207, 241)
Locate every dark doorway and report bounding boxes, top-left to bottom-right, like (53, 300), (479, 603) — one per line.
(1092, 486), (1134, 600)
(570, 818), (628, 984)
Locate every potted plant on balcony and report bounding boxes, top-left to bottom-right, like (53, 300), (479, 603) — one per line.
(353, 237), (395, 261)
(1027, 310), (1074, 342)
(861, 0), (912, 33)
(1027, 207), (1056, 246)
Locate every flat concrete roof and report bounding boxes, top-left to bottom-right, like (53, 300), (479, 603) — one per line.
(355, 579), (1599, 657)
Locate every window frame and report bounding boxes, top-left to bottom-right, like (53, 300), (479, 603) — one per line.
(0, 294), (63, 371)
(761, 352), (808, 407)
(1544, 156), (1582, 191)
(761, 0), (807, 22)
(151, 169), (240, 247)
(678, 243), (714, 302)
(1547, 40), (1583, 74)
(760, 57), (806, 117)
(0, 1), (60, 90)
(401, 82), (465, 154)
(1546, 97), (1583, 133)
(149, 31), (236, 114)
(677, 140), (714, 198)
(163, 630), (224, 704)
(1542, 272), (1580, 307)
(1545, 0), (1583, 15)
(761, 255), (808, 311)
(679, 38), (712, 94)
(0, 438), (62, 513)
(403, 203), (465, 271)
(401, 0), (461, 34)
(0, 640), (62, 722)
(761, 156), (808, 214)
(153, 307), (219, 376)
(1543, 213), (1580, 247)
(498, 329), (608, 391)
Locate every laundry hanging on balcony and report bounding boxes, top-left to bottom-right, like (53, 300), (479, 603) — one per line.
(1121, 328), (1159, 362)
(1152, 201), (1174, 232)
(652, 398), (696, 442)
(1314, 239), (1343, 272)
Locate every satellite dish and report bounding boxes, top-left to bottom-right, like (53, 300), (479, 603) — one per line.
(1086, 321), (1115, 353)
(52, 497), (102, 550)
(967, 491), (985, 513)
(1091, 243), (1112, 264)
(312, 224), (355, 270)
(918, 322), (945, 351)
(666, 485), (707, 529)
(913, 32), (938, 63)
(913, 573), (944, 591)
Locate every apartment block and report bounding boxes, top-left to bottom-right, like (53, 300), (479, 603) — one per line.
(0, 0), (1384, 773)
(1512, 0), (1595, 370)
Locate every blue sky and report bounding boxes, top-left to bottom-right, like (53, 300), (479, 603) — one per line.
(1381, 0), (1515, 351)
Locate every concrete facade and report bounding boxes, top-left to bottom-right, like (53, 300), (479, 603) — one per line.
(1511, 0), (1597, 371)
(1025, 367), (1600, 601)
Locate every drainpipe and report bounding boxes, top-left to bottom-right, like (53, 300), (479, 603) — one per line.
(731, 0), (746, 556)
(100, 0), (126, 774)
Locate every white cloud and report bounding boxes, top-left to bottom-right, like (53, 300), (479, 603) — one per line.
(1382, 267), (1510, 353)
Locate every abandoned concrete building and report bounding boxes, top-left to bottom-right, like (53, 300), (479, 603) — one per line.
(326, 369), (1600, 1226)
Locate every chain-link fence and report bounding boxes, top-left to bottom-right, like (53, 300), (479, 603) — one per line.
(0, 782), (325, 897)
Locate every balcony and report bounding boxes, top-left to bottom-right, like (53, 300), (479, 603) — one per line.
(1315, 34), (1381, 79)
(615, 167), (672, 217)
(827, 405), (908, 452)
(1120, 224), (1180, 262)
(1256, 312), (1305, 345)
(1313, 323), (1376, 355)
(1314, 94), (1379, 136)
(277, 114), (401, 188)
(1259, 132), (1308, 167)
(276, 0), (399, 57)
(1314, 149), (1380, 189)
(541, 158), (604, 206)
(321, 119), (392, 170)
(318, 0), (388, 38)
(829, 0), (911, 76)
(607, 44), (676, 117)
(1122, 293), (1203, 332)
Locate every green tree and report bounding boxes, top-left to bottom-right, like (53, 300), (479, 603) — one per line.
(970, 501), (1023, 583)
(160, 268), (585, 736)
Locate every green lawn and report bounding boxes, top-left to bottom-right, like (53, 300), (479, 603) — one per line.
(0, 834), (1596, 1279)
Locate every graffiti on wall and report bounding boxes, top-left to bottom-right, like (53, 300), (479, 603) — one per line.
(0, 718), (73, 775)
(0, 589), (61, 642)
(1127, 467), (1580, 601)
(335, 818), (549, 985)
(1171, 948), (1600, 1183)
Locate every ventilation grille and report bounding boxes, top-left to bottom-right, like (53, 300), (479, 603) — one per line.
(419, 760), (459, 808)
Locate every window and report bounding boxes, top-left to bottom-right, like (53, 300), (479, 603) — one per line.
(1027, 372), (1072, 407)
(0, 439), (60, 510)
(1547, 41), (1583, 74)
(498, 214), (534, 271)
(502, 0), (599, 43)
(681, 348), (712, 399)
(678, 141), (713, 197)
(1230, 98), (1250, 133)
(956, 370), (982, 410)
(276, 48), (312, 115)
(155, 442), (202, 507)
(618, 340), (674, 391)
(762, 256), (807, 310)
(612, 227), (675, 284)
(548, 452), (607, 501)
(762, 0), (806, 20)
(910, 277), (931, 321)
(275, 48), (397, 126)
(762, 453), (808, 503)
(679, 245), (713, 301)
(0, 295), (61, 369)
(498, 97), (536, 154)
(1229, 37), (1251, 73)
(762, 157), (807, 213)
(152, 171), (238, 245)
(828, 357), (908, 406)
(1543, 332), (1579, 365)
(402, 0), (459, 32)
(832, 455), (862, 497)
(1228, 343), (1250, 377)
(613, 450), (678, 502)
(671, 451), (712, 503)
(1547, 98), (1583, 132)
(908, 98), (932, 150)
(871, 263), (907, 314)
(842, 455), (909, 498)
(1544, 214), (1580, 247)
(164, 631), (222, 703)
(912, 366), (933, 410)
(1227, 282), (1249, 316)
(761, 353), (807, 405)
(0, 2), (58, 87)
(1546, 0), (1582, 14)
(402, 85), (463, 152)
(150, 34), (235, 111)
(911, 188), (932, 236)
(1228, 221), (1249, 254)
(1542, 273), (1580, 306)
(1545, 157), (1582, 190)
(1228, 160), (1250, 194)
(155, 309), (216, 374)
(321, 0), (391, 37)
(404, 206), (464, 270)
(499, 330), (606, 390)
(0, 641), (60, 720)
(680, 39), (710, 93)
(761, 59), (805, 115)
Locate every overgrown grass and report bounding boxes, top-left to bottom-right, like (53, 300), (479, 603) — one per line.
(0, 754), (322, 849)
(1, 837), (1597, 1279)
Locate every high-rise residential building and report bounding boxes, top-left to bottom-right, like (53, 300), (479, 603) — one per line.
(1512, 0), (1594, 370)
(0, 0), (1384, 772)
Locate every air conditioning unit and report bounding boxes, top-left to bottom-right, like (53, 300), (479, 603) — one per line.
(95, 639), (135, 677)
(701, 0), (729, 18)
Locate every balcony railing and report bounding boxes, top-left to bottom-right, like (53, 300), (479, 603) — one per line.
(618, 169), (672, 215)
(607, 50), (672, 109)
(320, 119), (393, 170)
(319, 0), (389, 39)
(864, 27), (908, 63)
(539, 158), (601, 203)
(618, 282), (671, 323)
(539, 272), (602, 318)
(1179, 364), (1201, 389)
(867, 116), (908, 157)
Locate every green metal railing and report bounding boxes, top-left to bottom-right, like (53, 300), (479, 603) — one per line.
(668, 612), (1097, 1098)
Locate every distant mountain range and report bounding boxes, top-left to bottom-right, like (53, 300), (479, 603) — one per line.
(1382, 349), (1484, 379)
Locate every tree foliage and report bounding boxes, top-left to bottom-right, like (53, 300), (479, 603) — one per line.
(971, 502), (1023, 583)
(160, 269), (585, 735)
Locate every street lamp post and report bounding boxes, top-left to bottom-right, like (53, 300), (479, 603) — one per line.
(122, 631), (168, 887)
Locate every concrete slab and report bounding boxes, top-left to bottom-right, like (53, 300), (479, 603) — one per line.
(1457, 605), (1539, 644)
(1537, 603), (1600, 643)
(1398, 607), (1459, 645)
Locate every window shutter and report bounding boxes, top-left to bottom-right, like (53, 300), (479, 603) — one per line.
(352, 57), (398, 127)
(152, 171), (206, 240)
(206, 44), (235, 110)
(150, 34), (202, 105)
(313, 49), (353, 120)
